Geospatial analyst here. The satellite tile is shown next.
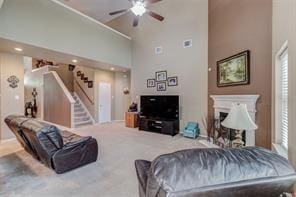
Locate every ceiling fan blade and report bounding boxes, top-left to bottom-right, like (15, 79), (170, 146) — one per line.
(133, 16), (140, 27)
(147, 11), (164, 21)
(146, 0), (162, 4)
(109, 9), (129, 16)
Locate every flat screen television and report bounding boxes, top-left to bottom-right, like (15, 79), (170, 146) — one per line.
(140, 95), (179, 120)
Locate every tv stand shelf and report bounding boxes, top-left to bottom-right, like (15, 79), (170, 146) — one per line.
(139, 117), (179, 136)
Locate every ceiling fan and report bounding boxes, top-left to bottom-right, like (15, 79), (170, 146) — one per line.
(109, 0), (164, 27)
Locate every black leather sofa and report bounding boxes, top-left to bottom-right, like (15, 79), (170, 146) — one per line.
(5, 115), (98, 174)
(135, 147), (296, 197)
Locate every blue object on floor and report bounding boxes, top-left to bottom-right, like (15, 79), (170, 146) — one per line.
(183, 122), (199, 139)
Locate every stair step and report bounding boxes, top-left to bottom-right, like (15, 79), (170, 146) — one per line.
(74, 112), (88, 117)
(74, 108), (84, 113)
(72, 93), (93, 128)
(75, 117), (90, 122)
(74, 103), (82, 108)
(75, 120), (92, 127)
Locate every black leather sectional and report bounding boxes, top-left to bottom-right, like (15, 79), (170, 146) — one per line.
(5, 115), (98, 174)
(135, 147), (296, 197)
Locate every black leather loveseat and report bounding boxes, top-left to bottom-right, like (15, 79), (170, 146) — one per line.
(5, 115), (98, 174)
(135, 147), (296, 197)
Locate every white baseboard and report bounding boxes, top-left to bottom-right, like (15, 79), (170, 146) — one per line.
(112, 120), (124, 122)
(198, 138), (220, 148)
(0, 138), (17, 144)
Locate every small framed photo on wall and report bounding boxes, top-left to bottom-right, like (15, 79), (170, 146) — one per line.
(157, 82), (166, 91)
(147, 79), (156, 88)
(156, 71), (167, 82)
(88, 81), (93, 88)
(168, 76), (178, 86)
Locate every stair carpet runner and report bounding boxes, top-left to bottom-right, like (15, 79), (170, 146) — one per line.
(73, 94), (93, 128)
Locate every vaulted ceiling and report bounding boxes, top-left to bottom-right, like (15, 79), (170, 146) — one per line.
(57, 0), (131, 23)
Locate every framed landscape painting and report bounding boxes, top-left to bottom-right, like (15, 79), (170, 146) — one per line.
(217, 50), (250, 87)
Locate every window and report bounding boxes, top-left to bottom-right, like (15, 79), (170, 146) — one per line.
(276, 44), (288, 150)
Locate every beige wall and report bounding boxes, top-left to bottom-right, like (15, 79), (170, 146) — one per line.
(49, 64), (74, 92)
(272, 0), (296, 167)
(108, 0), (208, 132)
(208, 0), (272, 148)
(43, 72), (73, 128)
(114, 72), (131, 120)
(0, 52), (24, 140)
(0, 0), (131, 68)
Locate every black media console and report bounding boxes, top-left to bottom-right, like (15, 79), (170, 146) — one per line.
(139, 95), (180, 136)
(139, 118), (179, 136)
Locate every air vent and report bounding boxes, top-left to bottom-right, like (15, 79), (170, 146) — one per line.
(155, 46), (163, 54)
(183, 39), (192, 48)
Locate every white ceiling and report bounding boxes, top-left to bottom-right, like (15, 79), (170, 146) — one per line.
(57, 0), (132, 23)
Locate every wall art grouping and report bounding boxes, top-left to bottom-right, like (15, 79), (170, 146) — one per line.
(147, 71), (178, 91)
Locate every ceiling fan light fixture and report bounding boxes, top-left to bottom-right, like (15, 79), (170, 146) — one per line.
(131, 2), (146, 16)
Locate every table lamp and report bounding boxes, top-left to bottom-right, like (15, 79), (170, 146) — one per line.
(221, 103), (258, 148)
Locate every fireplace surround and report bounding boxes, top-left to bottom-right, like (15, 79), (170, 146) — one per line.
(210, 95), (260, 146)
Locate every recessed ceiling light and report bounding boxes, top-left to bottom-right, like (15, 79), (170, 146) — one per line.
(110, 67), (115, 71)
(14, 48), (23, 52)
(72, 59), (78, 63)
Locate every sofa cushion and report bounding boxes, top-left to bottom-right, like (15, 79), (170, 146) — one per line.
(60, 130), (85, 145)
(21, 119), (63, 149)
(147, 147), (296, 194)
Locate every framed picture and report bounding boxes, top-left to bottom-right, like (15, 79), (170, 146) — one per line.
(155, 71), (167, 82)
(69, 64), (75, 71)
(80, 73), (85, 80)
(168, 76), (178, 86)
(147, 79), (156, 88)
(157, 82), (166, 91)
(217, 50), (250, 87)
(88, 81), (93, 88)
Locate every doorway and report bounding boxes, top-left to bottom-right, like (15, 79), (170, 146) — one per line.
(98, 82), (111, 123)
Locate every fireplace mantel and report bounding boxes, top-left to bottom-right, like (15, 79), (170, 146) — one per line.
(210, 95), (260, 146)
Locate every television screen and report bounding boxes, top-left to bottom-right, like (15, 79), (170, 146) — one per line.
(140, 95), (179, 120)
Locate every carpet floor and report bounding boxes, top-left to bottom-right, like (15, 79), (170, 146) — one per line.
(0, 122), (205, 197)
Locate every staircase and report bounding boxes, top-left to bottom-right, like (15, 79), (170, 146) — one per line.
(73, 94), (93, 128)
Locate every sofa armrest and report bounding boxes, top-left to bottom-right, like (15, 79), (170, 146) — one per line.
(52, 138), (98, 174)
(63, 136), (92, 150)
(135, 160), (151, 196)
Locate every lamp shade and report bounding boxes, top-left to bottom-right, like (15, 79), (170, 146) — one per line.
(221, 103), (258, 130)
